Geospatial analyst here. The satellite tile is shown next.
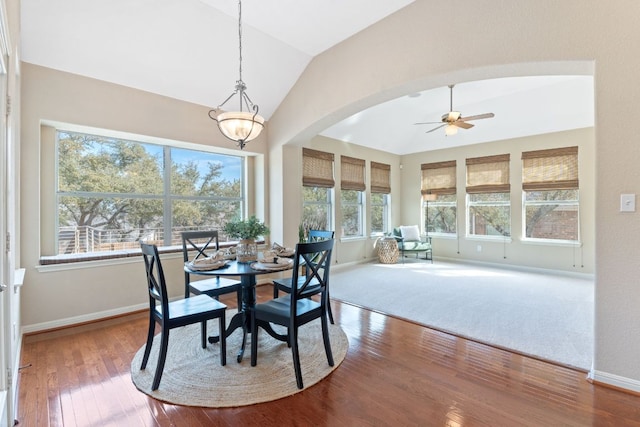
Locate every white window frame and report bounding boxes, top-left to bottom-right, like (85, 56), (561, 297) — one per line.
(522, 190), (580, 243)
(302, 186), (334, 233)
(370, 192), (390, 236)
(466, 192), (511, 239)
(424, 194), (457, 237)
(340, 189), (364, 238)
(55, 129), (246, 255)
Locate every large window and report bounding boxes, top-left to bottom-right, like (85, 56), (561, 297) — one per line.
(341, 190), (364, 237)
(340, 156), (365, 238)
(56, 131), (244, 255)
(466, 154), (511, 238)
(370, 161), (391, 235)
(421, 161), (457, 235)
(370, 193), (390, 235)
(522, 146), (579, 241)
(302, 148), (334, 233)
(302, 187), (333, 232)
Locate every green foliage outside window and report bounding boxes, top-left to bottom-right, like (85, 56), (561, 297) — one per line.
(468, 192), (511, 237)
(56, 131), (244, 254)
(302, 186), (331, 233)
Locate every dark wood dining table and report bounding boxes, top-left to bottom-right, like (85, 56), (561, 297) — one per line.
(184, 259), (292, 362)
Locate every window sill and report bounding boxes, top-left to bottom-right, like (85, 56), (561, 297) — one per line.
(339, 236), (367, 243)
(38, 240), (263, 268)
(521, 238), (582, 247)
(466, 235), (513, 243)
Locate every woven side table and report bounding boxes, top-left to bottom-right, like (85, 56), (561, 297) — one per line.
(377, 237), (399, 264)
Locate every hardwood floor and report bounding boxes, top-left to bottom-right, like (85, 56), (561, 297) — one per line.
(17, 284), (640, 426)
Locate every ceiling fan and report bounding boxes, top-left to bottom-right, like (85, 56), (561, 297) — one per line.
(415, 84), (495, 136)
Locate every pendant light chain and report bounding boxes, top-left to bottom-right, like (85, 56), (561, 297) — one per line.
(237, 0), (243, 86)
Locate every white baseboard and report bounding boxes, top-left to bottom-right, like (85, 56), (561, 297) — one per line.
(589, 369), (640, 393)
(435, 256), (594, 280)
(22, 302), (148, 334)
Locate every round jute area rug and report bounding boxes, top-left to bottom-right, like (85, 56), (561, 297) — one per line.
(130, 311), (348, 407)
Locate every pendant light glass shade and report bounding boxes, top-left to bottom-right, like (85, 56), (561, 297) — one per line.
(216, 111), (265, 143)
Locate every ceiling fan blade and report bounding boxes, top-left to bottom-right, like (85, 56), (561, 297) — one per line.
(459, 112), (495, 122)
(454, 121), (474, 129)
(414, 121), (443, 125)
(425, 124), (446, 134)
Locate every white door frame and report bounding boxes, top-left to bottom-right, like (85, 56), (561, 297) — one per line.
(0, 1), (17, 425)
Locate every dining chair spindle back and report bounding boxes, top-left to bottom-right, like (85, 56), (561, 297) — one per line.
(140, 242), (227, 390)
(181, 230), (242, 307)
(272, 230), (336, 323)
(251, 238), (335, 389)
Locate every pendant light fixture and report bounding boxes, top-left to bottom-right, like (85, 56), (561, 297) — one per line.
(208, 0), (264, 150)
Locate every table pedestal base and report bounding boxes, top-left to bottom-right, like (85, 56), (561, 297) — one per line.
(207, 274), (288, 362)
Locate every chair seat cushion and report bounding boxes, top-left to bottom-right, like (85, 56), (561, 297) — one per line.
(254, 296), (320, 321)
(156, 294), (227, 321)
(189, 277), (241, 296)
(400, 241), (432, 251)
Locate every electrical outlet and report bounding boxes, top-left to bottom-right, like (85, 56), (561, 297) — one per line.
(476, 245), (482, 252)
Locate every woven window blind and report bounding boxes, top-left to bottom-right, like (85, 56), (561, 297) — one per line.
(302, 148), (335, 188)
(370, 161), (391, 194)
(341, 156), (366, 191)
(522, 146), (578, 191)
(466, 154), (511, 194)
(421, 160), (456, 196)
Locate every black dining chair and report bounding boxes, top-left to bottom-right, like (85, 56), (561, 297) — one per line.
(251, 238), (335, 389)
(181, 230), (242, 307)
(272, 230), (336, 324)
(140, 242), (227, 391)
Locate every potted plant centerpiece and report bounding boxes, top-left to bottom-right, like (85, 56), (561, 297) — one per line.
(223, 215), (270, 262)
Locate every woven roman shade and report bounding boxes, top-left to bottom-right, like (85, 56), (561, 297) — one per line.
(466, 154), (511, 194)
(302, 148), (335, 188)
(522, 146), (579, 191)
(341, 156), (366, 191)
(421, 160), (456, 196)
(371, 161), (391, 194)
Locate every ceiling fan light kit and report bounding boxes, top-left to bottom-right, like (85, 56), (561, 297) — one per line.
(446, 111), (461, 122)
(445, 124), (458, 136)
(415, 84), (495, 136)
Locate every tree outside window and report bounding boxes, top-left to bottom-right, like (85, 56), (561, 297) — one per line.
(341, 189), (364, 237)
(467, 192), (511, 237)
(56, 131), (244, 254)
(421, 160), (457, 237)
(466, 154), (511, 238)
(302, 186), (332, 233)
(424, 194), (457, 235)
(370, 192), (389, 235)
(524, 190), (579, 240)
(522, 146), (579, 242)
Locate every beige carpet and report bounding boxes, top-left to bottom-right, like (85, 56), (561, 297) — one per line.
(330, 260), (593, 370)
(130, 310), (348, 407)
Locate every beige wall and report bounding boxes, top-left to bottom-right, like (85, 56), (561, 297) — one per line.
(20, 63), (271, 329)
(266, 0), (640, 391)
(281, 136), (403, 265)
(400, 128), (595, 273)
(18, 0), (640, 393)
(280, 129), (595, 272)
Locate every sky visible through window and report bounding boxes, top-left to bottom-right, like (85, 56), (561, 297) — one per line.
(171, 148), (242, 183)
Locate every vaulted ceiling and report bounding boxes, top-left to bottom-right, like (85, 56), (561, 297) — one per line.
(20, 0), (593, 155)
